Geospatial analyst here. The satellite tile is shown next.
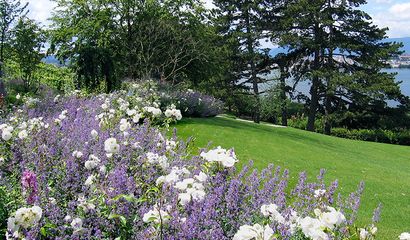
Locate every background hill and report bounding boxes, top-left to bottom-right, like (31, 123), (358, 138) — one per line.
(269, 37), (410, 56)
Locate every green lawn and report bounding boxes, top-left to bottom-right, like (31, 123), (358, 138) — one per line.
(175, 116), (410, 239)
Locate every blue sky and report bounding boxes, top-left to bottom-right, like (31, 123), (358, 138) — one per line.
(23, 0), (410, 38)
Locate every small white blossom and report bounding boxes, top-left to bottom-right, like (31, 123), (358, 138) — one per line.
(99, 165), (107, 174)
(2, 129), (12, 141)
(64, 215), (72, 222)
(146, 152), (168, 169)
(85, 154), (100, 170)
(194, 171), (208, 182)
(84, 175), (96, 186)
(18, 130), (28, 139)
(260, 203), (285, 224)
(132, 113), (141, 123)
(200, 146), (238, 168)
(143, 205), (170, 224)
(90, 129), (98, 139)
(104, 138), (120, 154)
(71, 218), (83, 233)
(72, 151), (83, 159)
(360, 228), (369, 240)
(119, 118), (131, 132)
(12, 206), (42, 229)
(399, 232), (410, 240)
(233, 224), (274, 240)
(126, 109), (137, 116)
(314, 189), (326, 198)
(49, 197), (57, 205)
(299, 216), (328, 240)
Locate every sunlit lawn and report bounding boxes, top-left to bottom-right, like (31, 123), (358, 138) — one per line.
(175, 116), (410, 239)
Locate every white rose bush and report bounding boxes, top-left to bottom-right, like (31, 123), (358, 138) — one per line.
(0, 84), (408, 239)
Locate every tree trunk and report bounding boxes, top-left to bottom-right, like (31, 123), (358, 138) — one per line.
(307, 47), (321, 132)
(307, 77), (319, 131)
(245, 9), (260, 123)
(324, 88), (332, 135)
(279, 68), (288, 126)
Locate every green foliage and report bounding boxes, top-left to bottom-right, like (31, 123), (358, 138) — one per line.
(213, 0), (274, 122)
(288, 114), (324, 132)
(0, 185), (23, 236)
(331, 128), (410, 146)
(0, 187), (9, 236)
(11, 17), (45, 90)
(274, 0), (403, 132)
(0, 0), (28, 65)
(34, 62), (75, 93)
(49, 0), (219, 92)
(260, 88), (281, 124)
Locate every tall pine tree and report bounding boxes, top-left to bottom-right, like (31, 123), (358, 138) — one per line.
(275, 0), (402, 132)
(213, 0), (272, 123)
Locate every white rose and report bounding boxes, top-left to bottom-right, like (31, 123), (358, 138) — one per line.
(84, 175), (96, 186)
(18, 130), (28, 139)
(90, 129), (98, 139)
(399, 232), (410, 240)
(233, 224), (273, 240)
(360, 228), (369, 240)
(71, 218), (83, 233)
(178, 193), (192, 206)
(194, 172), (208, 182)
(2, 130), (12, 141)
(104, 138), (120, 154)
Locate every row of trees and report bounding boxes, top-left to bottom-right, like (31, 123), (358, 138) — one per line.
(1, 0), (45, 91)
(214, 0), (404, 133)
(0, 0), (407, 133)
(49, 0), (221, 92)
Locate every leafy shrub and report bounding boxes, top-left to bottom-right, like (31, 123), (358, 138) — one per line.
(4, 60), (75, 94)
(160, 89), (223, 117)
(288, 114), (324, 133)
(331, 128), (410, 146)
(34, 63), (75, 93)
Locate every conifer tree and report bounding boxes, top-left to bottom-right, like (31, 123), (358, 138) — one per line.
(213, 0), (272, 123)
(274, 0), (402, 132)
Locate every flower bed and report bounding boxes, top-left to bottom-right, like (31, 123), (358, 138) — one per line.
(1, 89), (408, 239)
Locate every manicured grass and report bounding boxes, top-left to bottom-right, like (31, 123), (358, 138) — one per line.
(175, 116), (410, 239)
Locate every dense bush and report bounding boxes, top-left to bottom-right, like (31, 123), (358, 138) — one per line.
(4, 61), (75, 94)
(160, 88), (224, 118)
(288, 114), (325, 133)
(0, 88), (391, 239)
(288, 114), (410, 146)
(331, 128), (410, 146)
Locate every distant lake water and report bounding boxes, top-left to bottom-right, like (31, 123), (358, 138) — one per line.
(262, 68), (410, 106)
(384, 68), (410, 97)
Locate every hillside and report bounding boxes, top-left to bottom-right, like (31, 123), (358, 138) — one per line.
(175, 116), (410, 239)
(269, 37), (410, 56)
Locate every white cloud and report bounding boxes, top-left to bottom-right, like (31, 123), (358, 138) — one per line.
(375, 0), (392, 3)
(22, 0), (57, 25)
(389, 2), (410, 20)
(201, 0), (215, 9)
(371, 3), (410, 38)
(19, 0), (410, 38)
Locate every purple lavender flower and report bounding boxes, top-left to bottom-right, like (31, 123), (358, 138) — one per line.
(22, 170), (38, 204)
